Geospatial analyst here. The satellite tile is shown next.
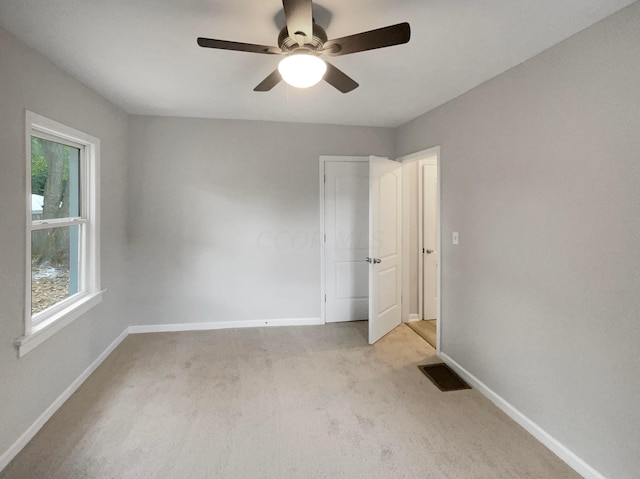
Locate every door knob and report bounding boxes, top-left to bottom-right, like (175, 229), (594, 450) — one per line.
(365, 257), (372, 263)
(373, 258), (381, 264)
(425, 249), (434, 254)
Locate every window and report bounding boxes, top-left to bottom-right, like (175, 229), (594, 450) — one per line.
(15, 111), (102, 357)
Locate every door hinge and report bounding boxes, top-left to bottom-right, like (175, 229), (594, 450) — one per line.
(324, 174), (326, 183)
(324, 294), (327, 303)
(324, 234), (326, 243)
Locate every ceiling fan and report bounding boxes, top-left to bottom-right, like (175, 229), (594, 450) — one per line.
(197, 0), (410, 93)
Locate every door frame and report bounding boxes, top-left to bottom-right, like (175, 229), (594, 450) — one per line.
(399, 146), (442, 352)
(319, 155), (370, 324)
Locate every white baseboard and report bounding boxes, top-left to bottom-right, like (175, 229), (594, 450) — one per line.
(439, 352), (606, 479)
(128, 317), (324, 334)
(0, 327), (129, 472)
(406, 314), (421, 322)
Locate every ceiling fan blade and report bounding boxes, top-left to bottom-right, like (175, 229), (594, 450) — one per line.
(324, 22), (411, 56)
(282, 0), (313, 46)
(254, 70), (282, 92)
(197, 37), (281, 55)
(324, 62), (358, 93)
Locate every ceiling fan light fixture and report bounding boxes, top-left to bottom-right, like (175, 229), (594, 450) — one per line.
(278, 52), (327, 88)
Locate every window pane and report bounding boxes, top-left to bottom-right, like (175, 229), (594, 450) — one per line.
(31, 225), (80, 316)
(31, 136), (80, 221)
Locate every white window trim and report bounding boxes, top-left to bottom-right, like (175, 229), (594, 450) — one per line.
(15, 111), (104, 358)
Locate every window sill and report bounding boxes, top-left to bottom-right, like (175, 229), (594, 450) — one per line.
(14, 289), (106, 358)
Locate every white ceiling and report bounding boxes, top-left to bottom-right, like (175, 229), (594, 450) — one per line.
(0, 0), (634, 127)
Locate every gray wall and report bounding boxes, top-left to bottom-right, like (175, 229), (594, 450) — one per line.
(395, 3), (640, 478)
(127, 116), (394, 324)
(0, 27), (130, 457)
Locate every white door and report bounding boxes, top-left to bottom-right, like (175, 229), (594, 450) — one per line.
(368, 156), (402, 344)
(325, 161), (369, 322)
(422, 164), (438, 319)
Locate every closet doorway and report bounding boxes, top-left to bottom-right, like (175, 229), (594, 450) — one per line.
(400, 147), (441, 351)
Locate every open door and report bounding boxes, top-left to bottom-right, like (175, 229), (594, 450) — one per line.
(368, 156), (402, 344)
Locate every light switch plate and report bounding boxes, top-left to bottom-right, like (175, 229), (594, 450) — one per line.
(453, 232), (459, 245)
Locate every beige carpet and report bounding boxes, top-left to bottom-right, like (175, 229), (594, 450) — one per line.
(0, 323), (580, 479)
(407, 319), (437, 349)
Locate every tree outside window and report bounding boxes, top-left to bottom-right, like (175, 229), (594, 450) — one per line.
(30, 136), (81, 315)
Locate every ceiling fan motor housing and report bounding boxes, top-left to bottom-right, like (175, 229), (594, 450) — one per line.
(278, 23), (327, 53)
